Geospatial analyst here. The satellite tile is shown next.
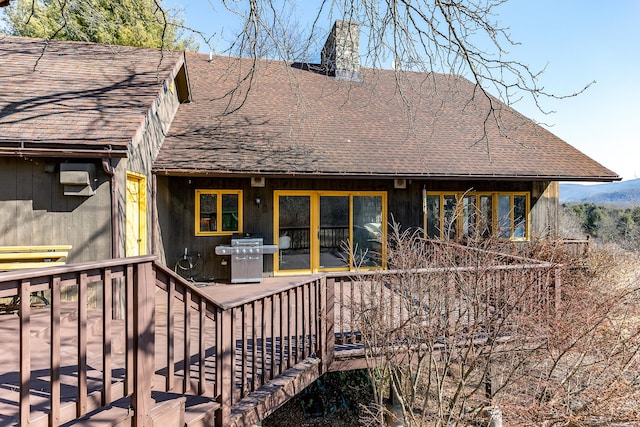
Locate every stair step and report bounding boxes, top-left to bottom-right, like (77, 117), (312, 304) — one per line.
(64, 395), (187, 427)
(151, 391), (220, 427)
(62, 400), (132, 427)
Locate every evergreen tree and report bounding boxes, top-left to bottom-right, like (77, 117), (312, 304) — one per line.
(1, 0), (197, 50)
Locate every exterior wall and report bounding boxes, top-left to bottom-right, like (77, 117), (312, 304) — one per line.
(530, 181), (559, 239)
(118, 72), (183, 259)
(0, 157), (112, 263)
(156, 176), (550, 280)
(0, 62), (185, 264)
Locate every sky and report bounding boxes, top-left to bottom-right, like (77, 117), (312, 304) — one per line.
(170, 0), (640, 181)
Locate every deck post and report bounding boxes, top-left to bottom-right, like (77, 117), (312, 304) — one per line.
(322, 276), (335, 373)
(216, 308), (233, 426)
(19, 279), (31, 427)
(132, 261), (155, 427)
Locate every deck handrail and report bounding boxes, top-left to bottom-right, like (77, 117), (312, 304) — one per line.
(425, 239), (550, 266)
(152, 262), (329, 426)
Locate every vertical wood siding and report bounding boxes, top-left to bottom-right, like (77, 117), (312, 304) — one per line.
(156, 176), (547, 279)
(0, 157), (112, 262)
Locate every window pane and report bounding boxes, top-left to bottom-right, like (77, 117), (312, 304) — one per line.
(443, 195), (457, 240)
(462, 195), (476, 238)
(278, 195), (311, 271)
(221, 193), (239, 231)
(199, 193), (217, 232)
(513, 195), (527, 238)
(498, 195), (511, 238)
(426, 195), (440, 238)
(479, 195), (493, 238)
(320, 196), (349, 269)
(353, 196), (383, 267)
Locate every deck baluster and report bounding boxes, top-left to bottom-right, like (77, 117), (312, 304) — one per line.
(19, 279), (31, 427)
(50, 276), (61, 427)
(102, 268), (112, 405)
(77, 272), (88, 417)
(199, 298), (206, 395)
(126, 264), (135, 397)
(183, 288), (192, 394)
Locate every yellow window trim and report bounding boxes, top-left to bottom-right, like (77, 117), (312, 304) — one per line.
(195, 189), (243, 236)
(273, 190), (387, 274)
(424, 191), (530, 241)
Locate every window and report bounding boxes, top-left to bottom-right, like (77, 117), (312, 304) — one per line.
(424, 191), (529, 241)
(195, 190), (242, 236)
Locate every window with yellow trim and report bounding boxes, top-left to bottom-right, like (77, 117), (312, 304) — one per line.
(195, 190), (242, 236)
(424, 191), (529, 241)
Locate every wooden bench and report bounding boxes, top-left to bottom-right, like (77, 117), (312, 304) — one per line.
(0, 245), (72, 270)
(0, 245), (72, 312)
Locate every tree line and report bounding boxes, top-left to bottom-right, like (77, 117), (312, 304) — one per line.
(563, 203), (640, 249)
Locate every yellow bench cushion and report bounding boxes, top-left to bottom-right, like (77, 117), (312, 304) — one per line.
(0, 245), (72, 270)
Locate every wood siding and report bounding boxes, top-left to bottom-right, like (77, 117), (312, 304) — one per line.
(156, 176), (556, 280)
(0, 157), (112, 263)
(118, 72), (183, 260)
(530, 181), (559, 238)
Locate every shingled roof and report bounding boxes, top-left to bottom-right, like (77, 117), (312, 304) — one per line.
(0, 36), (185, 158)
(155, 52), (618, 182)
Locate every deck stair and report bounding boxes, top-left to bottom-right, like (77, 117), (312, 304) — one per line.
(228, 357), (321, 427)
(0, 303), (202, 427)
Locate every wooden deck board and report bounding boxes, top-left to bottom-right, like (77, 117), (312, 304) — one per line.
(193, 275), (321, 309)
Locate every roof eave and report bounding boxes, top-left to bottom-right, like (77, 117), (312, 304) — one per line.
(152, 168), (622, 182)
(0, 145), (129, 159)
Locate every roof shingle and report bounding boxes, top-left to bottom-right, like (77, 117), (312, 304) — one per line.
(0, 36), (183, 156)
(156, 53), (618, 181)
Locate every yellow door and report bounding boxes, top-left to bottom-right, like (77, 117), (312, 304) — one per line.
(126, 172), (146, 256)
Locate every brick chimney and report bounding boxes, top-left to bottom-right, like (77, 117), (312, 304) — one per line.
(321, 20), (361, 81)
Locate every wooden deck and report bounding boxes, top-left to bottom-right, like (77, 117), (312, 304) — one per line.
(0, 246), (562, 426)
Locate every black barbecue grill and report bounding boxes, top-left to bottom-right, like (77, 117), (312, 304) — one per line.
(214, 237), (278, 283)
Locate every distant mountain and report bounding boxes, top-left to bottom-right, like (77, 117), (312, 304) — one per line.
(560, 179), (640, 206)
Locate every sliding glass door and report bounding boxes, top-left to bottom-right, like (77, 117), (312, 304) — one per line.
(274, 191), (386, 274)
(319, 195), (350, 269)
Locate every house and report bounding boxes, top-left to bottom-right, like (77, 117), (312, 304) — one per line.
(0, 22), (618, 280)
(152, 21), (618, 281)
(0, 24), (620, 427)
(0, 36), (190, 262)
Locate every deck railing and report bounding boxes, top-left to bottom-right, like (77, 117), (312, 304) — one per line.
(554, 238), (591, 258)
(152, 263), (328, 425)
(327, 242), (562, 352)
(0, 248), (561, 426)
(0, 257), (330, 427)
(0, 256), (157, 427)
